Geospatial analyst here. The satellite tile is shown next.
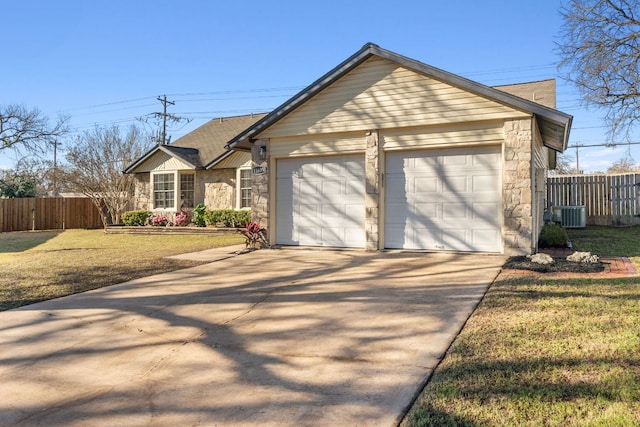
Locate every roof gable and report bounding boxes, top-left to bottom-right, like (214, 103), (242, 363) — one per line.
(125, 113), (267, 174)
(258, 56), (530, 138)
(227, 43), (572, 152)
(125, 148), (196, 173)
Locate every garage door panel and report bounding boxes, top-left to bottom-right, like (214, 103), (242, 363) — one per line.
(345, 179), (364, 195)
(384, 146), (501, 252)
(472, 175), (498, 193)
(472, 229), (502, 251)
(441, 154), (469, 166)
(414, 177), (438, 193)
(472, 202), (500, 221)
(277, 155), (365, 248)
(442, 202), (468, 220)
(441, 228), (469, 249)
(412, 227), (440, 248)
(473, 152), (501, 166)
(446, 176), (468, 193)
(413, 202), (439, 219)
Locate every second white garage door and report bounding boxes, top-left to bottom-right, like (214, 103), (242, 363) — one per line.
(384, 146), (502, 252)
(276, 155), (365, 248)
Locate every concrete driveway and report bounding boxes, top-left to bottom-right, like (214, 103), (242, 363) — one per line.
(0, 248), (504, 426)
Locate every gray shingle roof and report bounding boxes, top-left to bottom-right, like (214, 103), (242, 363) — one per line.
(125, 113), (267, 173)
(172, 113), (267, 166)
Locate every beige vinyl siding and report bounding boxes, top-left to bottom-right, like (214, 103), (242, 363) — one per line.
(135, 151), (194, 172)
(532, 119), (549, 170)
(260, 57), (529, 138)
(381, 121), (505, 151)
(531, 118), (548, 250)
(270, 132), (365, 157)
(211, 151), (251, 169)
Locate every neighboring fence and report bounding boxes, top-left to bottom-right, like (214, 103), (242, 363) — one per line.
(547, 173), (640, 226)
(0, 197), (103, 232)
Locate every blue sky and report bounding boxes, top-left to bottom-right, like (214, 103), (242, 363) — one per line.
(2, 0), (636, 172)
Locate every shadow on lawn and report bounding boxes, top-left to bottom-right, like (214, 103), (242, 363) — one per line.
(0, 231), (61, 253)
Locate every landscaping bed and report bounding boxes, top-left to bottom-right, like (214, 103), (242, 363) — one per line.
(105, 225), (239, 235)
(503, 255), (605, 273)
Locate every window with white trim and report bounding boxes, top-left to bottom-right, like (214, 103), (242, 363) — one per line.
(153, 173), (175, 209)
(180, 173), (195, 208)
(239, 168), (252, 209)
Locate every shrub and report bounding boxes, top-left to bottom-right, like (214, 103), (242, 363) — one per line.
(193, 203), (207, 227)
(121, 210), (152, 226)
(151, 215), (169, 226)
(204, 209), (252, 227)
(539, 223), (569, 248)
(174, 209), (189, 226)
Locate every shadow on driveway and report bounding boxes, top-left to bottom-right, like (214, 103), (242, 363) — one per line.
(0, 249), (504, 426)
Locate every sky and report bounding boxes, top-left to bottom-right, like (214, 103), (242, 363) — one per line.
(2, 0), (637, 173)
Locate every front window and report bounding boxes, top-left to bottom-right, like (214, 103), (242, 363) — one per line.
(180, 174), (195, 208)
(239, 169), (252, 209)
(153, 173), (175, 209)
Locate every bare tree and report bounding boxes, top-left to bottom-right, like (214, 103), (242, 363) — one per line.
(550, 153), (577, 174)
(558, 0), (640, 140)
(63, 125), (151, 227)
(607, 155), (639, 172)
(0, 104), (69, 154)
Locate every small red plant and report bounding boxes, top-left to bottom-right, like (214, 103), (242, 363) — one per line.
(239, 221), (267, 249)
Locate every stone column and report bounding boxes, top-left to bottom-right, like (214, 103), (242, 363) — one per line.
(503, 118), (534, 255)
(365, 130), (380, 251)
(251, 139), (270, 235)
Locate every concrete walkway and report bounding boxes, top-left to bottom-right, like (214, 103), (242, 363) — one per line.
(0, 248), (505, 426)
(166, 243), (247, 262)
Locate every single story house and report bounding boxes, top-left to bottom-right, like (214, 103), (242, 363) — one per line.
(124, 113), (267, 217)
(226, 43), (573, 255)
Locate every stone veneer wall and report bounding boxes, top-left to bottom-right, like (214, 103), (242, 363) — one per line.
(503, 118), (534, 255)
(251, 139), (270, 229)
(202, 169), (236, 210)
(133, 173), (150, 210)
(365, 130), (380, 250)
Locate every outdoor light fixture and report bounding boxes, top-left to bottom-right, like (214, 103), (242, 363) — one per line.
(259, 145), (267, 161)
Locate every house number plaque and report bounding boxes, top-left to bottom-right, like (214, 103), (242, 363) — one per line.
(252, 166), (267, 175)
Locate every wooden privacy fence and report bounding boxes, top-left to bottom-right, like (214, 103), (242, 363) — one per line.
(0, 197), (103, 232)
(547, 173), (640, 226)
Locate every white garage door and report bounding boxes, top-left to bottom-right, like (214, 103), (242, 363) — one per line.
(384, 146), (502, 252)
(276, 155), (365, 248)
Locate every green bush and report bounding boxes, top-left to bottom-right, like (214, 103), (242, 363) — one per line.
(204, 209), (252, 228)
(193, 203), (207, 227)
(121, 210), (152, 226)
(539, 223), (569, 248)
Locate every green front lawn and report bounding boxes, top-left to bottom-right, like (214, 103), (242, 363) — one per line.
(0, 229), (244, 311)
(403, 226), (640, 426)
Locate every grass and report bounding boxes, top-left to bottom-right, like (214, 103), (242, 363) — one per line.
(403, 226), (640, 427)
(0, 229), (244, 311)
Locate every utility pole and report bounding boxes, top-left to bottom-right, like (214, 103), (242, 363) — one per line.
(157, 95), (175, 145)
(52, 139), (61, 194)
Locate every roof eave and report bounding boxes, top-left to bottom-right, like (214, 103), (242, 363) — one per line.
(204, 150), (234, 170)
(226, 43), (573, 152)
(123, 144), (202, 174)
(226, 43), (379, 149)
(123, 145), (162, 174)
